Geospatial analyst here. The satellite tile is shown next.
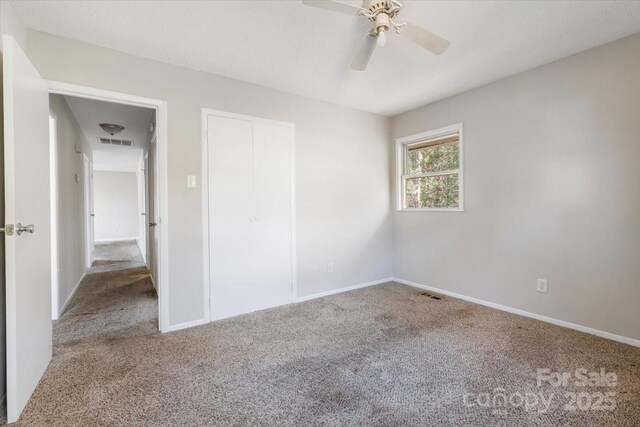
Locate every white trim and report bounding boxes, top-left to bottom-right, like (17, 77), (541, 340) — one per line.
(295, 278), (393, 303)
(47, 80), (171, 333)
(94, 237), (138, 243)
(396, 123), (464, 212)
(136, 238), (145, 259)
(201, 108), (297, 324)
(165, 318), (207, 333)
(58, 272), (86, 318)
(393, 278), (640, 348)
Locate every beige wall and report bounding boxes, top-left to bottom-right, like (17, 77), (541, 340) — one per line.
(391, 33), (640, 341)
(49, 94), (91, 316)
(26, 30), (394, 326)
(0, 1), (26, 52)
(93, 171), (139, 242)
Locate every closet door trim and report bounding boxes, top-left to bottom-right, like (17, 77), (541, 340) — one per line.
(201, 108), (296, 323)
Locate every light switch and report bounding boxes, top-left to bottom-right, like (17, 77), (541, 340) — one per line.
(75, 173), (80, 183)
(187, 175), (197, 188)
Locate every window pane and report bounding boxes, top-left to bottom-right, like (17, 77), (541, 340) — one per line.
(406, 140), (459, 174)
(404, 174), (459, 209)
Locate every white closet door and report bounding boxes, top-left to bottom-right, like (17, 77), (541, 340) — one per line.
(208, 114), (294, 321)
(252, 122), (293, 296)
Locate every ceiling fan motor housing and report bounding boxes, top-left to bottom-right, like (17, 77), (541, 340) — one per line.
(362, 0), (402, 35)
(375, 13), (390, 34)
(363, 0), (396, 16)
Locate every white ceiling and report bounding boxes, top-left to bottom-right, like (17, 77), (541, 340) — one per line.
(17, 1), (640, 116)
(64, 96), (154, 172)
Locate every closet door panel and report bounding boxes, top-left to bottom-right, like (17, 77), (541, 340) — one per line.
(207, 116), (255, 291)
(252, 122), (293, 295)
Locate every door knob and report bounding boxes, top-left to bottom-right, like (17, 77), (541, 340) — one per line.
(0, 224), (15, 236)
(149, 222), (157, 227)
(16, 223), (34, 235)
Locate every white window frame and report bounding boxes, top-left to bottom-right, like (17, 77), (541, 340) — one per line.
(396, 123), (464, 212)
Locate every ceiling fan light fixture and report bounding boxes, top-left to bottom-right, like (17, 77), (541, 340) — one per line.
(376, 30), (387, 47)
(99, 123), (125, 136)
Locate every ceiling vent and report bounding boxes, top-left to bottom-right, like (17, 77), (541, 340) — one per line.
(98, 137), (133, 147)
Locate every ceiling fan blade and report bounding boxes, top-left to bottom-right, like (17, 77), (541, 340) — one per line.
(301, 0), (361, 16)
(350, 35), (377, 71)
(400, 22), (450, 55)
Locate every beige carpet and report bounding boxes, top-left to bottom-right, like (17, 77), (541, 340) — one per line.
(12, 242), (640, 426)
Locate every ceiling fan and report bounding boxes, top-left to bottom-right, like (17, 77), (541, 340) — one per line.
(302, 0), (450, 71)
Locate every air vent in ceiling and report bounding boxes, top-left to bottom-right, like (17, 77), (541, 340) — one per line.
(98, 137), (133, 147)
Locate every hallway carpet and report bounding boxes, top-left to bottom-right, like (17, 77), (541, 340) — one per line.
(13, 244), (640, 426)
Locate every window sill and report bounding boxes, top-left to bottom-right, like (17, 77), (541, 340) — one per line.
(396, 207), (464, 212)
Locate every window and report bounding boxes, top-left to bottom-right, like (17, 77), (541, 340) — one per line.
(397, 123), (463, 211)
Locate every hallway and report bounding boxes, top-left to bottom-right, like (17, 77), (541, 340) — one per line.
(15, 242), (158, 425)
(54, 242), (158, 344)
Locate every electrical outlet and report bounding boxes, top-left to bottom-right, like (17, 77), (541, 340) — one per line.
(537, 278), (548, 293)
(327, 262), (334, 274)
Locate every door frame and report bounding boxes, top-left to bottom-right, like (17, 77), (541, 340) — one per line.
(201, 108), (297, 323)
(48, 81), (170, 332)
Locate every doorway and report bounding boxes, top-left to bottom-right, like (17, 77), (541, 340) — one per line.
(47, 81), (169, 333)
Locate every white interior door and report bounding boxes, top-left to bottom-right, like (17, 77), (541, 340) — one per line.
(137, 156), (147, 262)
(83, 154), (95, 268)
(252, 122), (294, 296)
(207, 113), (294, 321)
(3, 35), (52, 423)
(148, 132), (159, 284)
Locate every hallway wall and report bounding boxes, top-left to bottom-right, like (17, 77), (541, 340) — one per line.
(93, 171), (139, 242)
(49, 94), (91, 317)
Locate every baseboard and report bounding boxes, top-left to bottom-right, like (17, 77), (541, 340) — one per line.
(393, 277), (640, 348)
(136, 239), (147, 264)
(149, 274), (157, 290)
(295, 277), (394, 303)
(165, 318), (207, 333)
(95, 237), (137, 243)
(58, 272), (87, 319)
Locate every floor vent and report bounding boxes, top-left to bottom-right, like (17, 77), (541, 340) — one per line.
(420, 291), (442, 300)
